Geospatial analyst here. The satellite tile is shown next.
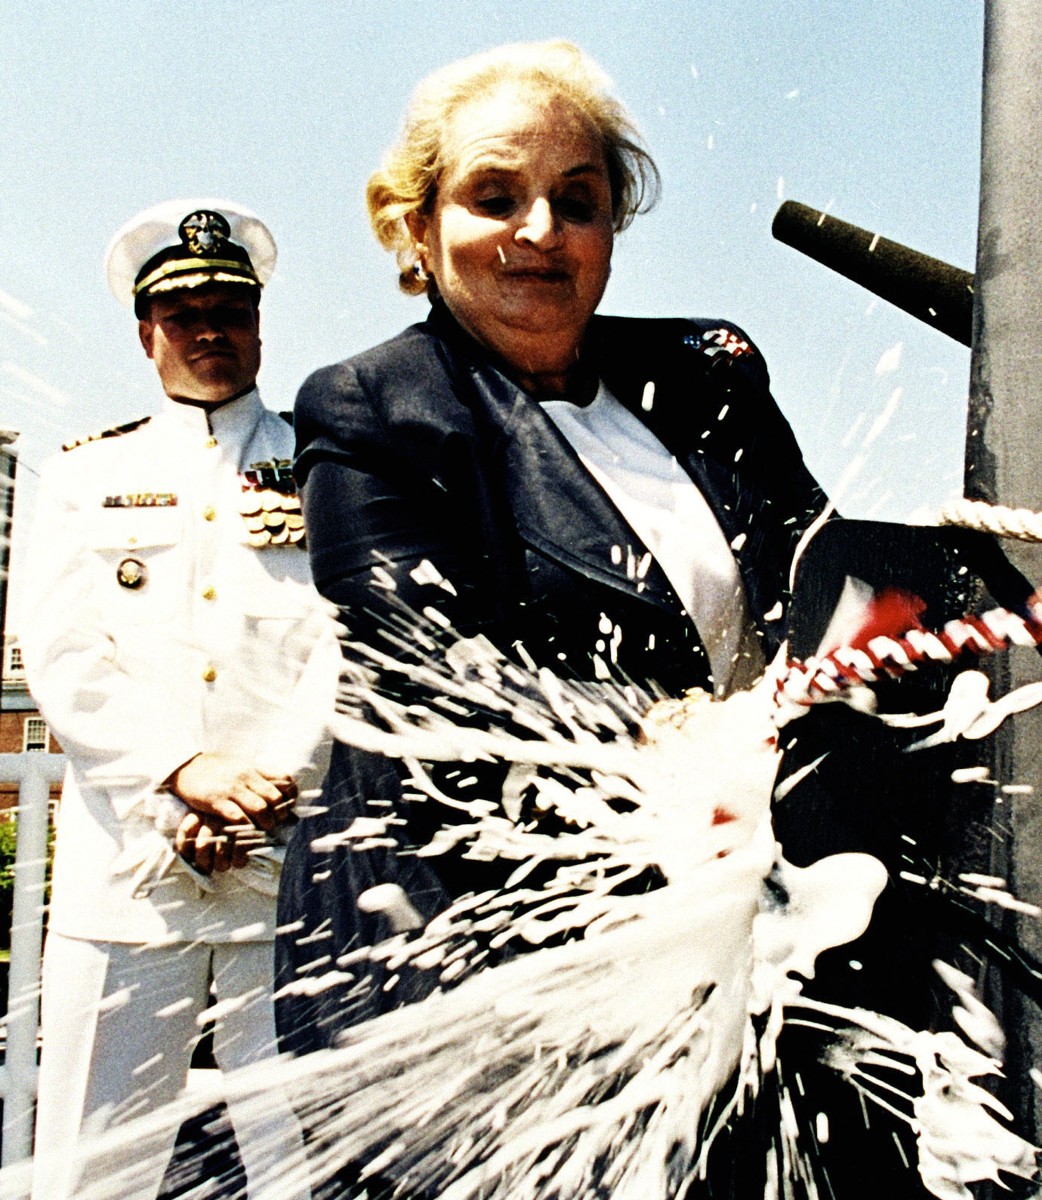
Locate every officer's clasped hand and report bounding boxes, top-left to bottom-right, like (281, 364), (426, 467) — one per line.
(165, 752), (298, 833)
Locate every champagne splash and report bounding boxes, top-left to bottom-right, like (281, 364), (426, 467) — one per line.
(7, 602), (1041, 1198)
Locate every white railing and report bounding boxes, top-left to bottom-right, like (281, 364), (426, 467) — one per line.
(0, 752), (65, 1169)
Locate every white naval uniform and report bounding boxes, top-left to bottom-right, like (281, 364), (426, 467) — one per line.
(20, 389), (340, 1200)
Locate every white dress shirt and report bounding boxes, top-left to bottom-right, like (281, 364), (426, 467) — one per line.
(543, 383), (764, 695)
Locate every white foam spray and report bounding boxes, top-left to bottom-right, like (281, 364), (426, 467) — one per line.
(5, 621), (1039, 1198)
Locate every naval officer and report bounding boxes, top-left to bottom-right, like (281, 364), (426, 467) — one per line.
(20, 199), (339, 1199)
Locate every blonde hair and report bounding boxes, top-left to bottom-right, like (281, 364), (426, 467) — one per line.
(366, 40), (660, 295)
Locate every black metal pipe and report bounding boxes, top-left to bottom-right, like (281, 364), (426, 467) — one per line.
(772, 199), (974, 346)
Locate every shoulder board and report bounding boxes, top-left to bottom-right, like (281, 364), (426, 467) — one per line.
(62, 416), (152, 452)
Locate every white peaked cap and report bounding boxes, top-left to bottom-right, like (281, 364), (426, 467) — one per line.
(105, 197), (277, 310)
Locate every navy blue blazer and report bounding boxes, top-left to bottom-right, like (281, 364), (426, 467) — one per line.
(277, 303), (827, 1049)
(294, 302), (826, 696)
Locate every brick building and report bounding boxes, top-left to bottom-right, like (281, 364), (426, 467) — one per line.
(2, 633), (63, 810)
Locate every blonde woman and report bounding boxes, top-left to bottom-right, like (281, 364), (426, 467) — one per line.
(278, 38), (824, 1042)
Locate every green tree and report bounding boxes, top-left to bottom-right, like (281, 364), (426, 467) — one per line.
(0, 814), (16, 954)
(0, 814), (16, 892)
(0, 811), (56, 952)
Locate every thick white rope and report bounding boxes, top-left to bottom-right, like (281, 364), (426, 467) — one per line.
(940, 498), (1042, 542)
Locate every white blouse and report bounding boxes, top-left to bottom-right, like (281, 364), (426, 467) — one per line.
(542, 383), (764, 695)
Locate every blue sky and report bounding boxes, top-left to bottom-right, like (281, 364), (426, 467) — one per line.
(1, 1), (986, 605)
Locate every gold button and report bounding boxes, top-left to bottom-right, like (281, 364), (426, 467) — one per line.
(202, 506), (216, 521)
(205, 436), (218, 449)
(201, 586), (216, 601)
(201, 665), (217, 683)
